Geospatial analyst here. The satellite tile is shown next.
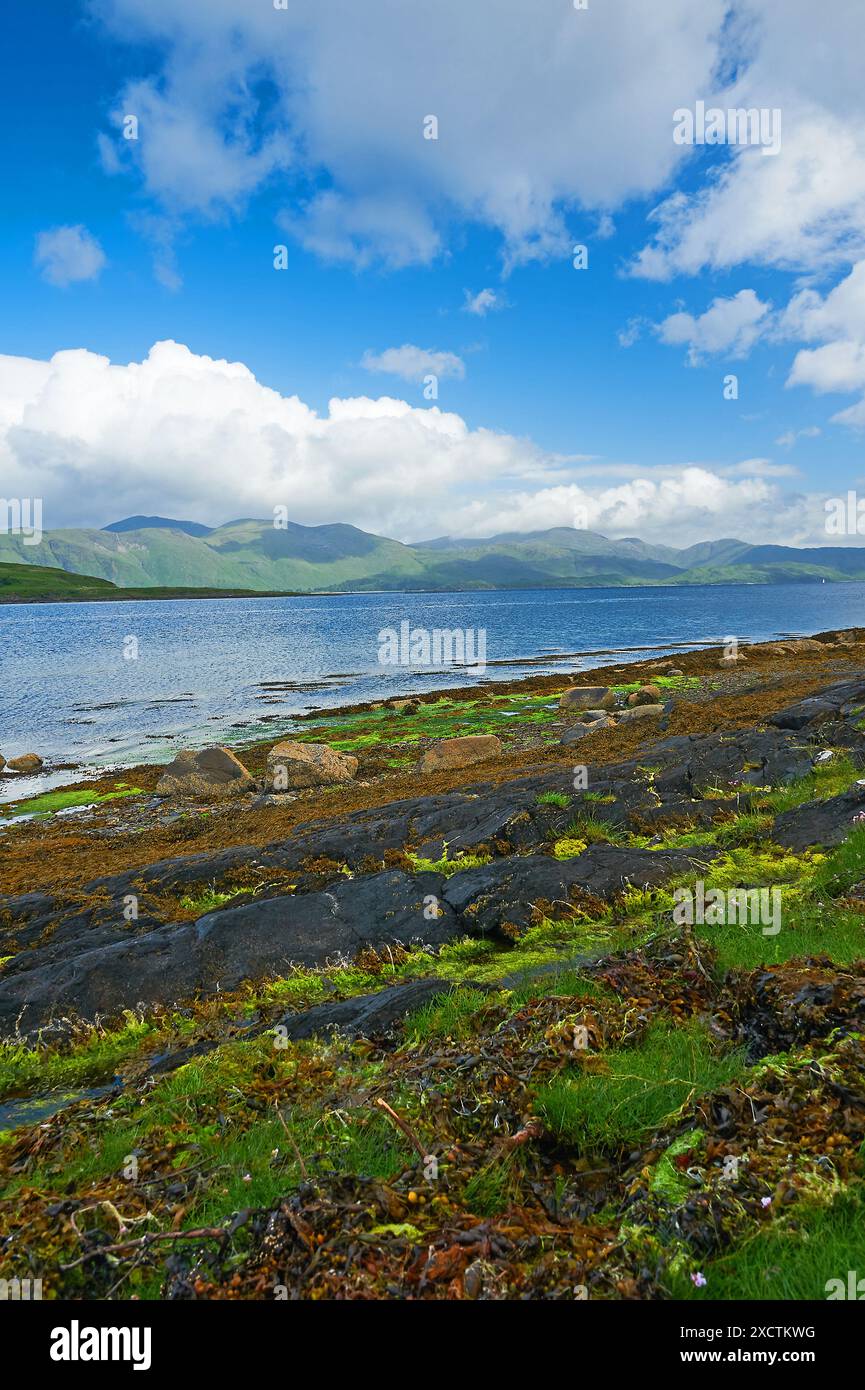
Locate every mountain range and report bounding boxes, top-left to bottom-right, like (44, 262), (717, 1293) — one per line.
(2, 516), (865, 593)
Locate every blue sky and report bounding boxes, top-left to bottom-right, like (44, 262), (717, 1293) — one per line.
(2, 0), (865, 545)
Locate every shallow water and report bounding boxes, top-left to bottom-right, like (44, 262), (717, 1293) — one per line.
(0, 1085), (117, 1133)
(1, 582), (863, 801)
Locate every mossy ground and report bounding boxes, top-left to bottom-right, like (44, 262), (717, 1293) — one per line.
(2, 646), (865, 1298)
(1, 783), (144, 820)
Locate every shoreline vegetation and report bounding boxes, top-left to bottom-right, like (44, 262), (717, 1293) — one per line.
(0, 560), (307, 603)
(2, 627), (865, 1300)
(2, 556), (865, 604)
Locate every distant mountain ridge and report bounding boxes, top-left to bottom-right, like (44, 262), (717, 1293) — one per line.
(1, 516), (864, 592)
(103, 515), (213, 537)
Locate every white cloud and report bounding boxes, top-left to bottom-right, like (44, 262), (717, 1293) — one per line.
(723, 456), (800, 478)
(0, 339), (840, 547)
(360, 345), (465, 383)
(617, 318), (643, 348)
(775, 425), (820, 448)
(779, 260), (865, 343)
(463, 288), (505, 317)
(656, 289), (771, 363)
(631, 0), (865, 281)
(81, 1), (865, 295)
(277, 192), (440, 271)
(773, 258), (865, 425)
(34, 225), (107, 287)
(91, 0), (730, 269)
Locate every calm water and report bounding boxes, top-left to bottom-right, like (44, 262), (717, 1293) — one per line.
(1, 583), (863, 801)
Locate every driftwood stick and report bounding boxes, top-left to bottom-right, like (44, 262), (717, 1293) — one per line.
(60, 1224), (231, 1271)
(374, 1097), (429, 1163)
(275, 1104), (309, 1179)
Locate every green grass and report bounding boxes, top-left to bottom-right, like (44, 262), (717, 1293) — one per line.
(506, 971), (612, 1009)
(533, 1021), (747, 1152)
(177, 884), (250, 915)
(406, 849), (491, 876)
(689, 827), (865, 970)
(405, 987), (492, 1041)
(0, 561), (121, 601)
(3, 784), (144, 819)
(670, 1186), (865, 1300)
(759, 753), (860, 815)
(536, 791), (571, 809)
(696, 900), (865, 971)
(0, 1016), (156, 1101)
(557, 814), (626, 848)
(809, 825), (865, 898)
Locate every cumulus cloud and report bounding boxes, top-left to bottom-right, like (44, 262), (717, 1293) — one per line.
(86, 0), (865, 288)
(34, 225), (107, 287)
(779, 259), (865, 425)
(90, 0), (729, 270)
(0, 339), (838, 546)
(630, 0), (865, 281)
(360, 345), (465, 383)
(656, 289), (772, 363)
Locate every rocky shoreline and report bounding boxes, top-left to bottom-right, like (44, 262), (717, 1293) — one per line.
(1, 628), (865, 1299)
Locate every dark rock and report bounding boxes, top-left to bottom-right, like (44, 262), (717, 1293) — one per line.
(769, 679), (865, 732)
(278, 977), (454, 1041)
(442, 854), (598, 936)
(772, 783), (865, 851)
(562, 843), (721, 898)
(0, 871), (458, 1036)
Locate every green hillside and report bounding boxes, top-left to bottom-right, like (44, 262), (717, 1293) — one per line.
(0, 562), (121, 602)
(2, 517), (865, 595)
(0, 561), (304, 604)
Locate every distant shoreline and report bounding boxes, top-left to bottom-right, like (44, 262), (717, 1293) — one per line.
(2, 575), (863, 605)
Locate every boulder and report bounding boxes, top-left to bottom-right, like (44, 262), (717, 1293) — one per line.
(627, 685), (661, 707)
(772, 783), (865, 851)
(576, 708), (612, 723)
(5, 753), (44, 773)
(718, 652), (747, 668)
(0, 753), (5, 772)
(0, 870), (458, 1035)
(561, 717), (615, 744)
(266, 740), (358, 790)
(417, 735), (502, 774)
(782, 638), (824, 653)
(559, 686), (616, 712)
(617, 703), (665, 722)
(155, 746), (254, 799)
(770, 679), (865, 731)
